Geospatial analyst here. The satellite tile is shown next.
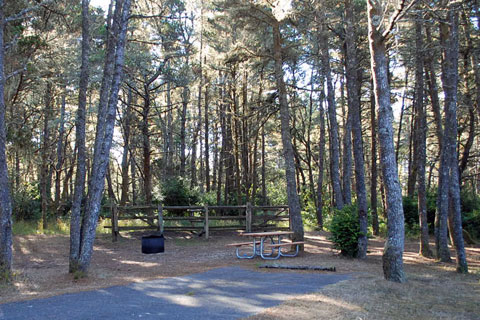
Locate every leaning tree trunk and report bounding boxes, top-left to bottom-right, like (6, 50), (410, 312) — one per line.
(0, 0), (13, 278)
(76, 0), (131, 273)
(273, 20), (304, 243)
(367, 0), (406, 282)
(345, 0), (368, 259)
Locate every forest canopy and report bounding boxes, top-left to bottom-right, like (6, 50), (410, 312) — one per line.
(0, 0), (479, 280)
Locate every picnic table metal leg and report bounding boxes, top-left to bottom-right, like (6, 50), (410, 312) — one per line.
(235, 237), (260, 259)
(260, 236), (281, 260)
(279, 244), (300, 257)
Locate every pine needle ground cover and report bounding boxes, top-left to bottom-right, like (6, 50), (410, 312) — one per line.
(1, 231), (479, 319)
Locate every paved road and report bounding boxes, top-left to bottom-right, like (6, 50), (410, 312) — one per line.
(0, 266), (349, 319)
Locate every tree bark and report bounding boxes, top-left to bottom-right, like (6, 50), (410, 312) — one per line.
(273, 20), (304, 243)
(345, 0), (368, 259)
(316, 88), (326, 229)
(205, 81), (210, 192)
(70, 0), (90, 273)
(76, 0), (131, 273)
(370, 80), (379, 235)
(55, 89), (66, 216)
(367, 0), (406, 282)
(120, 88), (132, 206)
(41, 82), (53, 230)
(414, 15), (433, 258)
(318, 12), (343, 209)
(0, 0), (13, 277)
(438, 5), (467, 272)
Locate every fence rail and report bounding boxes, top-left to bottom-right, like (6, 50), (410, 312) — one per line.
(105, 203), (290, 241)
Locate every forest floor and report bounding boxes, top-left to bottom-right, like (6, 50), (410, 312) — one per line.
(1, 230), (480, 319)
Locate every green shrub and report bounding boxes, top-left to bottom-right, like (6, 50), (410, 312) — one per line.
(402, 196), (418, 227)
(463, 210), (480, 240)
(461, 190), (480, 240)
(12, 183), (41, 221)
(327, 205), (361, 257)
(161, 177), (199, 206)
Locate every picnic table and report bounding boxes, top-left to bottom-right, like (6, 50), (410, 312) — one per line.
(226, 231), (304, 260)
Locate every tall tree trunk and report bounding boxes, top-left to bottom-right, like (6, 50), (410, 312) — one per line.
(459, 13), (477, 180)
(367, 0), (406, 282)
(316, 89), (326, 229)
(41, 82), (53, 230)
(261, 125), (267, 205)
(55, 89), (66, 216)
(205, 81), (210, 192)
(370, 80), (379, 235)
(180, 85), (188, 177)
(414, 15), (433, 258)
(120, 88), (132, 206)
(341, 77), (352, 206)
(70, 0), (90, 273)
(0, 0), (13, 277)
(76, 0), (131, 273)
(395, 70), (409, 165)
(342, 110), (352, 206)
(318, 14), (343, 209)
(425, 23), (443, 158)
(345, 0), (368, 258)
(437, 5), (467, 272)
(166, 81), (174, 177)
(273, 20), (304, 243)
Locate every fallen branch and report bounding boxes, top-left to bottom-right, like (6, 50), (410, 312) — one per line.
(258, 264), (336, 272)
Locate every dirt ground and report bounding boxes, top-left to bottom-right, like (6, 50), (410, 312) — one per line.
(2, 230), (480, 319)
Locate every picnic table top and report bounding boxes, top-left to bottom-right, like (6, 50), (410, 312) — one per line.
(239, 231), (293, 237)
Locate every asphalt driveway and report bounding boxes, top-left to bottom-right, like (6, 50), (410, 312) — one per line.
(0, 266), (349, 319)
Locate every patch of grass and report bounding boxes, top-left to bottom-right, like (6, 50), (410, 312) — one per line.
(185, 291), (195, 296)
(72, 270), (87, 280)
(13, 219), (69, 235)
(0, 270), (14, 284)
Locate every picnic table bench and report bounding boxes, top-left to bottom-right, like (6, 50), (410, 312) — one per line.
(227, 231), (304, 260)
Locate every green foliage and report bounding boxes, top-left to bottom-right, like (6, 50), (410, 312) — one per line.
(461, 190), (480, 240)
(402, 196), (418, 227)
(161, 177), (199, 206)
(402, 193), (437, 233)
(12, 219), (70, 235)
(266, 181), (287, 205)
(327, 205), (361, 257)
(72, 270), (87, 280)
(12, 183), (41, 221)
(299, 188), (318, 229)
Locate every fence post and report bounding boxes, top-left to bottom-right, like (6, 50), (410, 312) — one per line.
(288, 206), (291, 230)
(204, 204), (209, 240)
(158, 204), (164, 234)
(112, 203), (118, 242)
(246, 202), (252, 232)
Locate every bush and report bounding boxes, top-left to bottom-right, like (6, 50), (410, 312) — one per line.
(12, 183), (41, 221)
(402, 194), (436, 233)
(161, 177), (199, 206)
(327, 205), (361, 257)
(463, 210), (480, 240)
(461, 190), (480, 240)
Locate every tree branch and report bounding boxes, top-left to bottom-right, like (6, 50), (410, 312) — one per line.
(382, 0), (418, 39)
(6, 0), (57, 23)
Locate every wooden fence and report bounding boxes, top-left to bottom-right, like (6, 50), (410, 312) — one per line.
(104, 203), (290, 241)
